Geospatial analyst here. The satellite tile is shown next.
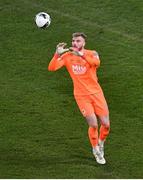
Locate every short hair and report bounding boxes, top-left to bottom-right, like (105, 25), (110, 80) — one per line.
(72, 32), (87, 40)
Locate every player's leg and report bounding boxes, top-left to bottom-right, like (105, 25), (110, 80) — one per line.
(97, 102), (110, 155)
(99, 114), (110, 142)
(92, 92), (110, 158)
(85, 114), (106, 164)
(74, 95), (98, 148)
(74, 95), (106, 164)
(98, 115), (110, 157)
(86, 113), (98, 148)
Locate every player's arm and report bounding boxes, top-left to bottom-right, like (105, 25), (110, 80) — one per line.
(48, 43), (69, 71)
(82, 51), (100, 67)
(48, 53), (64, 71)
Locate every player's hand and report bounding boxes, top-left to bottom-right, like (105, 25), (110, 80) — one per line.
(69, 47), (84, 56)
(56, 42), (69, 55)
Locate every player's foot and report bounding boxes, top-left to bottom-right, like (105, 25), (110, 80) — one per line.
(98, 139), (104, 157)
(93, 146), (106, 165)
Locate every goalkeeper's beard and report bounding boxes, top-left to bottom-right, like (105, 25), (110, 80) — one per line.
(72, 46), (84, 52)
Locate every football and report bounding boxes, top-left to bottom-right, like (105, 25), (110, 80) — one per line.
(35, 12), (51, 28)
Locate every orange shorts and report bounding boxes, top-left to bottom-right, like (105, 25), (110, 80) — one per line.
(74, 91), (109, 117)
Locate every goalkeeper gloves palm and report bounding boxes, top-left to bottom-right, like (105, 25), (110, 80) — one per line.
(56, 43), (69, 55)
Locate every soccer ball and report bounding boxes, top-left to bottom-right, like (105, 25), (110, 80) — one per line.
(35, 12), (51, 28)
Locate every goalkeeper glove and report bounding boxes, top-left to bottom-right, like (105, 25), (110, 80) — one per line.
(56, 42), (69, 55)
(69, 47), (84, 56)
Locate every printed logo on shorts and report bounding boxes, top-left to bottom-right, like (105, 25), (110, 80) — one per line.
(72, 65), (87, 75)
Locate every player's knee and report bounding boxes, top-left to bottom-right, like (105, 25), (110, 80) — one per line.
(104, 121), (110, 128)
(105, 125), (110, 131)
(85, 114), (98, 128)
(86, 119), (98, 128)
(91, 123), (98, 128)
(99, 115), (110, 128)
(88, 120), (98, 128)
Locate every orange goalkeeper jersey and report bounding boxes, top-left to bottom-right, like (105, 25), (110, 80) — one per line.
(48, 49), (103, 96)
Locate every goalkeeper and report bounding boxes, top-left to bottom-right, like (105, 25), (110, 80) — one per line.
(48, 32), (110, 165)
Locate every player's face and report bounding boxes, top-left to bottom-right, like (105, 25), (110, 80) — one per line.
(72, 36), (85, 51)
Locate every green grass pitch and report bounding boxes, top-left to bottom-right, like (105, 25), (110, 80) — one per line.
(0, 0), (143, 178)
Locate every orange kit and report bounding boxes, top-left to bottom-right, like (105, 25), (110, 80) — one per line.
(48, 49), (109, 117)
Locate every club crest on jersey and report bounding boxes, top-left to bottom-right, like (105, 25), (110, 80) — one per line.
(72, 65), (87, 75)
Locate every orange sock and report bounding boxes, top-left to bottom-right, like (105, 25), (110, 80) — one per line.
(88, 127), (98, 148)
(99, 125), (110, 141)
